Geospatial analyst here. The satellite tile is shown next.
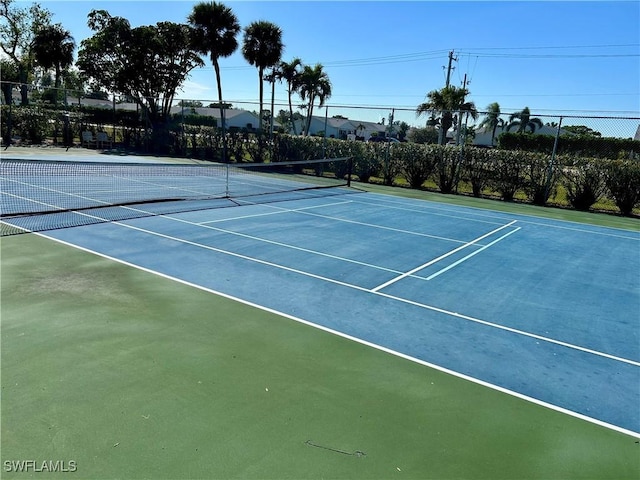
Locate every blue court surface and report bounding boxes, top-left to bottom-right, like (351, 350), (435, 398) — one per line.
(31, 189), (640, 437)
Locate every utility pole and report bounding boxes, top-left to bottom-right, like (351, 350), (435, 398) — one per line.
(445, 50), (457, 88)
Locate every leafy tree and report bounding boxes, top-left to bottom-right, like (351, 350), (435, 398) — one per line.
(188, 1), (240, 160)
(0, 57), (19, 104)
(60, 68), (86, 96)
(32, 23), (75, 101)
(478, 102), (503, 146)
(408, 126), (439, 145)
(208, 101), (232, 109)
(77, 10), (204, 130)
(298, 63), (332, 136)
(241, 20), (283, 133)
(179, 100), (204, 108)
(0, 0), (52, 104)
(396, 121), (410, 141)
(416, 86), (477, 145)
(507, 106), (543, 133)
(277, 57), (302, 134)
(563, 125), (602, 137)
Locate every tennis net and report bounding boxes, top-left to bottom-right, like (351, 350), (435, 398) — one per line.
(0, 156), (354, 236)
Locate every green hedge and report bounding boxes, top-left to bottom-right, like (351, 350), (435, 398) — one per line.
(497, 132), (640, 159)
(270, 136), (639, 217)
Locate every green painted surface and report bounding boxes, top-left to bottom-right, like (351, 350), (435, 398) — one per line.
(2, 234), (638, 479)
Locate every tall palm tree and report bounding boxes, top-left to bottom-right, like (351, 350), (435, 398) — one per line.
(416, 86), (477, 145)
(507, 106), (543, 133)
(241, 21), (283, 133)
(298, 63), (331, 136)
(478, 102), (502, 146)
(278, 57), (302, 134)
(32, 23), (75, 101)
(188, 1), (240, 160)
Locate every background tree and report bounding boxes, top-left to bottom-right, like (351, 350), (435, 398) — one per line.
(0, 57), (19, 104)
(478, 102), (502, 146)
(264, 66), (280, 137)
(564, 125), (602, 137)
(507, 106), (543, 133)
(278, 57), (302, 134)
(408, 126), (439, 144)
(416, 86), (476, 145)
(32, 23), (75, 103)
(241, 20), (283, 133)
(188, 1), (240, 160)
(77, 10), (204, 130)
(0, 0), (52, 104)
(298, 63), (331, 136)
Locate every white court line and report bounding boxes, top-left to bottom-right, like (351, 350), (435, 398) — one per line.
(371, 220), (518, 292)
(349, 196), (510, 227)
(246, 200), (472, 245)
(355, 193), (640, 241)
(426, 227), (521, 280)
(124, 203), (405, 276)
(61, 215), (640, 370)
(198, 200), (353, 224)
(34, 230), (640, 439)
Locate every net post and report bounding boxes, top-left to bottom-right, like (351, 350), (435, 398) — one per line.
(225, 162), (230, 198)
(347, 156), (353, 187)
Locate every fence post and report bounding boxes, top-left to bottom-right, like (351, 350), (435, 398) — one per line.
(544, 116), (563, 202)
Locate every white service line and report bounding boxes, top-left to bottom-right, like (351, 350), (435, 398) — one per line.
(426, 227), (521, 280)
(124, 203), (404, 276)
(251, 200), (472, 244)
(198, 200), (353, 224)
(371, 220), (519, 292)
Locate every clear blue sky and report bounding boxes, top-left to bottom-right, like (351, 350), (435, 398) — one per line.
(33, 0), (640, 132)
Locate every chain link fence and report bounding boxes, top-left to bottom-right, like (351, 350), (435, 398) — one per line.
(2, 83), (639, 216)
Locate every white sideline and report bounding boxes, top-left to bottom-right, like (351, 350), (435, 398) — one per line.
(32, 230), (640, 439)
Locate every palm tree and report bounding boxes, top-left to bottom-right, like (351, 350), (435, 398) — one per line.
(188, 1), (240, 160)
(416, 86), (477, 145)
(298, 63), (332, 136)
(277, 57), (302, 134)
(32, 23), (75, 101)
(478, 102), (502, 146)
(264, 65), (283, 137)
(241, 21), (283, 133)
(507, 106), (543, 133)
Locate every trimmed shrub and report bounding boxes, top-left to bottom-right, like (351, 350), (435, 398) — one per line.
(561, 157), (608, 211)
(604, 160), (640, 216)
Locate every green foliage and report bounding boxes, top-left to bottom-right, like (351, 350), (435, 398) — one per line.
(522, 152), (556, 206)
(77, 10), (204, 127)
(416, 85), (477, 145)
(560, 157), (608, 211)
(498, 132), (640, 159)
(461, 147), (494, 197)
(352, 142), (381, 183)
(488, 150), (528, 201)
(604, 160), (640, 216)
(397, 143), (438, 189)
(1, 105), (50, 144)
(408, 127), (439, 145)
(433, 144), (462, 194)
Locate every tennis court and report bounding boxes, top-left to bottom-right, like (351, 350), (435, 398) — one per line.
(2, 150), (639, 479)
